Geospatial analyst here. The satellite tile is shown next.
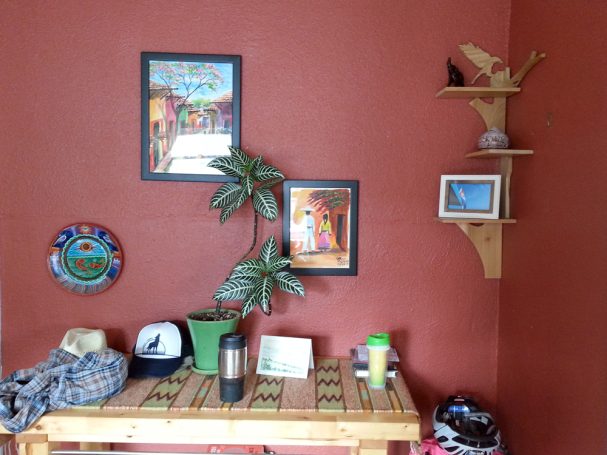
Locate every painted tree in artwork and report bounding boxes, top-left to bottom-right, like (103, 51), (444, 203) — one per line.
(307, 189), (350, 212)
(149, 60), (224, 133)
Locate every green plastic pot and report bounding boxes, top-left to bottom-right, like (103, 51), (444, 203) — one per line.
(186, 309), (241, 374)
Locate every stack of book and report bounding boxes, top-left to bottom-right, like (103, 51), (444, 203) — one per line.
(351, 344), (400, 378)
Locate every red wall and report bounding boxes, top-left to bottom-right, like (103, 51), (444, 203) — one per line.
(498, 2), (607, 453)
(0, 1), (512, 452)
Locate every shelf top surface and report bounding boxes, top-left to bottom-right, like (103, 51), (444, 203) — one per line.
(436, 217), (517, 224)
(436, 86), (521, 99)
(466, 149), (534, 158)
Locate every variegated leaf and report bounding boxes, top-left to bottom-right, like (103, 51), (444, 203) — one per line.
(241, 292), (260, 318)
(210, 182), (241, 209)
(253, 276), (274, 314)
(259, 297), (272, 316)
(266, 256), (292, 273)
(241, 175), (254, 197)
(213, 278), (254, 302)
(250, 156), (263, 176)
(229, 146), (252, 170)
(252, 188), (278, 221)
(258, 177), (284, 191)
(207, 156), (244, 178)
(231, 259), (263, 277)
(259, 235), (278, 265)
(275, 271), (305, 296)
(253, 164), (284, 182)
(219, 188), (249, 224)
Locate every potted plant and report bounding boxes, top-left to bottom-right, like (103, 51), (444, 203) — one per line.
(187, 147), (304, 374)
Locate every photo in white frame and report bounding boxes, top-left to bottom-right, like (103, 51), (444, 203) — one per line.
(438, 175), (501, 219)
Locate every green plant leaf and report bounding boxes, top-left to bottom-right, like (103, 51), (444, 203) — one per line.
(241, 292), (260, 318)
(213, 278), (254, 301)
(252, 188), (279, 221)
(253, 164), (284, 182)
(231, 259), (264, 278)
(259, 297), (272, 316)
(241, 175), (254, 197)
(229, 146), (252, 170)
(253, 276), (275, 315)
(207, 156), (244, 178)
(219, 189), (248, 224)
(259, 236), (279, 265)
(266, 256), (292, 273)
(210, 182), (241, 209)
(275, 271), (305, 296)
(250, 156), (263, 176)
(258, 177), (284, 191)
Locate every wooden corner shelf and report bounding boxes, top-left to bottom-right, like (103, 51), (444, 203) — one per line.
(434, 44), (544, 279)
(435, 87), (521, 99)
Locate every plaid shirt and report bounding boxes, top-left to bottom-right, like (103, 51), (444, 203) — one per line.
(0, 348), (127, 433)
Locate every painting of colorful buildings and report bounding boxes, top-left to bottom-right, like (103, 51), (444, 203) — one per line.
(145, 58), (236, 176)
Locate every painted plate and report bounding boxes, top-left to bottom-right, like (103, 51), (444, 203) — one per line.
(48, 223), (123, 295)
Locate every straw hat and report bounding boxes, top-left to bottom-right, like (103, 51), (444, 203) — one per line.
(59, 328), (107, 357)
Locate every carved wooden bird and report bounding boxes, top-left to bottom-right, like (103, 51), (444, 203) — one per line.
(458, 42), (503, 84)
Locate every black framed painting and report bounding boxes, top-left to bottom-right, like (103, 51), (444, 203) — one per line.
(283, 180), (359, 276)
(141, 52), (241, 182)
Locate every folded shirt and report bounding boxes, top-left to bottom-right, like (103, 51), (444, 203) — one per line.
(0, 348), (127, 433)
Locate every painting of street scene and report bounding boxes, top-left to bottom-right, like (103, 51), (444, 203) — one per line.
(142, 53), (240, 181)
(284, 181), (358, 276)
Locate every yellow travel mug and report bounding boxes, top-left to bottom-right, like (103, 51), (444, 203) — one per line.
(367, 333), (390, 389)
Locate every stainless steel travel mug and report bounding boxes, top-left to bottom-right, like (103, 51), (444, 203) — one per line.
(218, 333), (247, 402)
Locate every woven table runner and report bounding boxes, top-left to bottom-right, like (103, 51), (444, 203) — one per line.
(78, 358), (418, 414)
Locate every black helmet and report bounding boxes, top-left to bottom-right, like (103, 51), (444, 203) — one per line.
(432, 396), (501, 455)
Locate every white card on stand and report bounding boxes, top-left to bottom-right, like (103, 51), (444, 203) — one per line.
(256, 335), (314, 379)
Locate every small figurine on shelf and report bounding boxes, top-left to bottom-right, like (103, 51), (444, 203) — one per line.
(478, 127), (510, 149)
(446, 57), (464, 87)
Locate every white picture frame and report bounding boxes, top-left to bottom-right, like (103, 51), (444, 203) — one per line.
(438, 175), (501, 219)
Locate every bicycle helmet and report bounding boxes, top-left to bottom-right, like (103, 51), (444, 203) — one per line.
(432, 396), (501, 455)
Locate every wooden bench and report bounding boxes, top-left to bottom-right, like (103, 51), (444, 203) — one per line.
(2, 358), (420, 455)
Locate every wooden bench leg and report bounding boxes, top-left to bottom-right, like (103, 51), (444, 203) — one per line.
(17, 441), (55, 455)
(350, 440), (388, 455)
(79, 443), (110, 452)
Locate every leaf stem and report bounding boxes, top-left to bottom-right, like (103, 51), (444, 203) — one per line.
(216, 204), (259, 315)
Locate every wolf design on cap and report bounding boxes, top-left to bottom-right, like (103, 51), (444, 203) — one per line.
(144, 334), (164, 355)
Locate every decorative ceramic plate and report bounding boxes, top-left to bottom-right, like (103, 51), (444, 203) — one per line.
(48, 223), (123, 295)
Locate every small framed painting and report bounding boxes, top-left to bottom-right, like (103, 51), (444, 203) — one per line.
(283, 180), (358, 276)
(438, 175), (501, 219)
(141, 52), (241, 182)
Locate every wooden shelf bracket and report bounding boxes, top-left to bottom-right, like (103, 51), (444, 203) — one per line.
(455, 222), (503, 278)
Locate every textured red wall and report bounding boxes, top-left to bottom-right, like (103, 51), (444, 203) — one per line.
(0, 1), (511, 451)
(498, 2), (607, 453)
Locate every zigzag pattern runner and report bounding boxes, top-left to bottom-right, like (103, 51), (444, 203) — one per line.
(315, 358), (345, 412)
(77, 358), (418, 415)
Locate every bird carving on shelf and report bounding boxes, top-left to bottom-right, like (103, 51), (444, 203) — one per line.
(458, 42), (503, 84)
